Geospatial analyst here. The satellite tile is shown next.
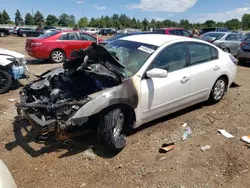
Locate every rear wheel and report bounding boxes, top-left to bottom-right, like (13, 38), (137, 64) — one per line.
(22, 33), (27, 37)
(98, 108), (127, 150)
(0, 32), (5, 37)
(0, 70), (12, 94)
(208, 77), (227, 104)
(50, 50), (65, 63)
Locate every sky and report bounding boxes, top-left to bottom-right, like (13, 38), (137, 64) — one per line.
(1, 0), (250, 23)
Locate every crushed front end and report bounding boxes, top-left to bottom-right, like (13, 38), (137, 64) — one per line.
(16, 43), (125, 141)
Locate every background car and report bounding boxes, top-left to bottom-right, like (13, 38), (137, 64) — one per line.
(237, 40), (250, 64)
(201, 32), (243, 55)
(17, 28), (41, 37)
(0, 28), (10, 37)
(99, 28), (117, 35)
(199, 27), (229, 35)
(153, 28), (193, 37)
(26, 30), (104, 63)
(85, 28), (99, 35)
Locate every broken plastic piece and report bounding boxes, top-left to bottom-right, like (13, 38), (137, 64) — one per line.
(8, 99), (16, 102)
(182, 123), (187, 128)
(182, 127), (192, 141)
(200, 145), (211, 152)
(241, 135), (250, 144)
(159, 143), (175, 153)
(218, 129), (235, 139)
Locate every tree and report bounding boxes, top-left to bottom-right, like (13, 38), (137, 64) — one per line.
(25, 13), (34, 25)
(58, 13), (75, 27)
(216, 22), (225, 27)
(78, 17), (88, 28)
(46, 15), (58, 26)
(2, 10), (10, 24)
(33, 11), (44, 26)
(142, 18), (149, 30)
(179, 19), (190, 29)
(0, 12), (3, 24)
(15, 9), (23, 26)
(225, 19), (241, 30)
(69, 15), (75, 27)
(242, 14), (250, 30)
(150, 19), (156, 29)
(204, 20), (216, 28)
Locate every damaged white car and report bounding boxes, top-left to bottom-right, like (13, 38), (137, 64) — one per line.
(0, 49), (27, 93)
(16, 35), (237, 150)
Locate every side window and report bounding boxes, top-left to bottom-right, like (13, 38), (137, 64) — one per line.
(226, 34), (237, 41)
(183, 30), (192, 37)
(79, 33), (96, 41)
(188, 43), (212, 65)
(149, 43), (188, 72)
(169, 30), (182, 36)
(59, 33), (78, 40)
(211, 47), (218, 60)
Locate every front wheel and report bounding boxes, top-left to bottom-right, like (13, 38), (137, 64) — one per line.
(98, 108), (127, 150)
(0, 70), (12, 94)
(50, 50), (65, 63)
(0, 32), (5, 37)
(208, 77), (227, 104)
(22, 33), (27, 37)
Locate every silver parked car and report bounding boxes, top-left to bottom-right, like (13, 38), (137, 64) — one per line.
(201, 32), (243, 56)
(237, 40), (250, 63)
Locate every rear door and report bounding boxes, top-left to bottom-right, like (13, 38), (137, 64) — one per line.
(78, 33), (97, 47)
(225, 34), (242, 55)
(188, 42), (221, 102)
(58, 32), (81, 58)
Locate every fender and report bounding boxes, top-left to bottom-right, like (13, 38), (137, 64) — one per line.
(70, 79), (139, 125)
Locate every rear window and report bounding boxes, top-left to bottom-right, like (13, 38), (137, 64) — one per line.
(169, 30), (183, 36)
(153, 29), (165, 34)
(203, 32), (225, 40)
(38, 31), (59, 39)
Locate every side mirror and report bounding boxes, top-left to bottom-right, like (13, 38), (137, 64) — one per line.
(146, 68), (168, 78)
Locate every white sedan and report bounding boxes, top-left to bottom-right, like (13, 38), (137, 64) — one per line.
(18, 34), (237, 150)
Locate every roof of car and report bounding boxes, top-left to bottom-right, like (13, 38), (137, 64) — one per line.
(120, 34), (190, 46)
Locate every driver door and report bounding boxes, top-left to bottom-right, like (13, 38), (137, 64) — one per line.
(140, 42), (191, 123)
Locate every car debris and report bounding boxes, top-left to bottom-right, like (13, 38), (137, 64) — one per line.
(200, 145), (211, 152)
(241, 135), (250, 144)
(8, 99), (16, 102)
(159, 143), (175, 153)
(0, 159), (17, 188)
(182, 123), (187, 128)
(218, 129), (235, 139)
(182, 127), (192, 141)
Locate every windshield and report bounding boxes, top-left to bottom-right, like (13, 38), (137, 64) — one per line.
(38, 31), (59, 39)
(203, 32), (225, 40)
(105, 40), (158, 78)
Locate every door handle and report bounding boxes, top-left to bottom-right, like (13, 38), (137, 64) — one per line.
(181, 76), (189, 84)
(214, 65), (220, 71)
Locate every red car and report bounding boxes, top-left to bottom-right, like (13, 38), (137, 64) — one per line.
(26, 30), (104, 63)
(154, 28), (193, 37)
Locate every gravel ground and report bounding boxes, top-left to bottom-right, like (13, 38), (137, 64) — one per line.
(0, 36), (250, 188)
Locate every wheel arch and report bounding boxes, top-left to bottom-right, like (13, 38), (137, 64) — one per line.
(216, 74), (229, 91)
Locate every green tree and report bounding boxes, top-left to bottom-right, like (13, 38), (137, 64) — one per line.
(0, 12), (3, 24)
(142, 18), (149, 30)
(46, 15), (58, 26)
(58, 13), (70, 27)
(216, 22), (225, 27)
(150, 19), (156, 29)
(25, 13), (33, 25)
(69, 15), (75, 27)
(242, 14), (250, 30)
(15, 9), (23, 26)
(2, 10), (10, 24)
(33, 11), (44, 26)
(225, 19), (241, 30)
(78, 17), (88, 28)
(204, 20), (216, 28)
(179, 19), (190, 29)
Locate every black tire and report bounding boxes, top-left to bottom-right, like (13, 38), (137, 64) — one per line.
(0, 70), (12, 94)
(208, 77), (227, 104)
(98, 108), (127, 150)
(0, 32), (5, 37)
(50, 50), (66, 63)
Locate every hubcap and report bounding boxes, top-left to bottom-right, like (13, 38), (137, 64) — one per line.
(113, 112), (124, 138)
(213, 80), (225, 100)
(0, 72), (9, 89)
(53, 51), (64, 62)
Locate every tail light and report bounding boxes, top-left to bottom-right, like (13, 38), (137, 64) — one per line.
(229, 54), (238, 65)
(240, 42), (247, 47)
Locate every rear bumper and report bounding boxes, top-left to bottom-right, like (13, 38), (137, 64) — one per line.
(25, 48), (48, 59)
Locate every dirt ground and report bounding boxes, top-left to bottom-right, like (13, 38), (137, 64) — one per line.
(0, 36), (250, 188)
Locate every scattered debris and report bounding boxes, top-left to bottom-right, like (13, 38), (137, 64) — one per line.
(8, 98), (16, 102)
(114, 164), (123, 170)
(206, 113), (221, 124)
(201, 145), (211, 152)
(159, 143), (175, 153)
(182, 123), (187, 128)
(230, 82), (241, 88)
(80, 183), (87, 187)
(218, 129), (235, 139)
(241, 135), (250, 144)
(182, 127), (192, 141)
(82, 149), (97, 160)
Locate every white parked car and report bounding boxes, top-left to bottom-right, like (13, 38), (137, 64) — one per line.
(17, 34), (237, 150)
(0, 48), (27, 93)
(86, 28), (98, 35)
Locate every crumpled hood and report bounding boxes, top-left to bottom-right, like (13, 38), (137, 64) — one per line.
(0, 48), (26, 67)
